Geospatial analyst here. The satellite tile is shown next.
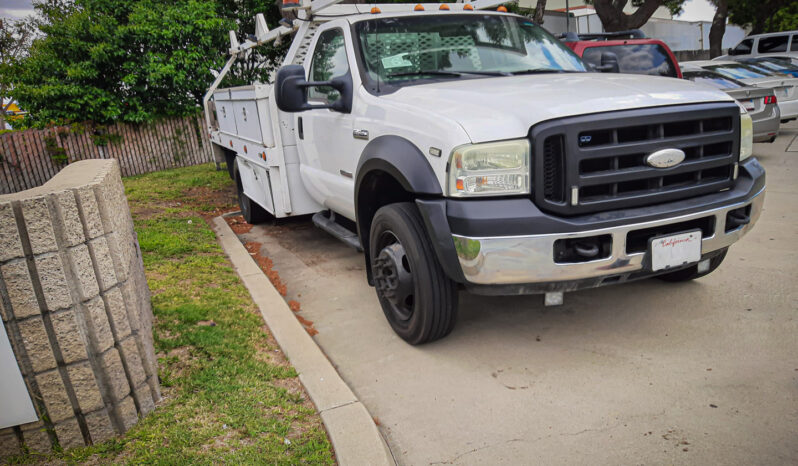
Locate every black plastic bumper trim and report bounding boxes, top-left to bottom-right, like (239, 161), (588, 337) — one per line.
(415, 199), (467, 283)
(446, 158), (765, 238)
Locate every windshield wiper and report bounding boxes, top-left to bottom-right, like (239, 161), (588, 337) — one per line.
(510, 69), (580, 75)
(387, 71), (463, 78)
(387, 70), (508, 79)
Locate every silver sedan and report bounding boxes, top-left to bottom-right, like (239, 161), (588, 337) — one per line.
(681, 66), (780, 143)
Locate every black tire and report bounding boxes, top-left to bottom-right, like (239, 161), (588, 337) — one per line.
(224, 151), (237, 180)
(369, 203), (458, 344)
(657, 248), (728, 282)
(236, 178), (268, 224)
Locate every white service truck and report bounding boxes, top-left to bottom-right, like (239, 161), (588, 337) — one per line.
(204, 0), (766, 344)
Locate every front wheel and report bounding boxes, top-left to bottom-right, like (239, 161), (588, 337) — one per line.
(369, 203), (458, 344)
(657, 248), (728, 282)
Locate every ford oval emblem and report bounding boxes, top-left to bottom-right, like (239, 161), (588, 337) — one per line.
(646, 148), (685, 168)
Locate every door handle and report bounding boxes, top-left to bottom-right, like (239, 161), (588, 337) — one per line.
(353, 129), (369, 140)
(298, 117), (304, 140)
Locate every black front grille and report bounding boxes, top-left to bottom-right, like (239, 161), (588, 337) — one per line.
(531, 103), (740, 216)
(543, 135), (565, 203)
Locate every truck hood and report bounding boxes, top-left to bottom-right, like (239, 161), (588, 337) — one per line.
(380, 73), (735, 143)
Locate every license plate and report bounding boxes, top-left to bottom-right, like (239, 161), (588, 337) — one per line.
(650, 230), (702, 272)
(743, 99), (755, 111)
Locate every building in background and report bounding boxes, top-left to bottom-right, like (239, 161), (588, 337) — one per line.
(520, 3), (746, 58)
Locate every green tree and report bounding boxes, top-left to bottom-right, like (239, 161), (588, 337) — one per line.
(727, 0), (796, 34)
(0, 17), (36, 129)
(12, 0), (233, 125)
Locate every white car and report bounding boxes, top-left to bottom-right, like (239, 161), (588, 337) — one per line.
(683, 60), (798, 122)
(205, 1), (765, 344)
(716, 31), (798, 64)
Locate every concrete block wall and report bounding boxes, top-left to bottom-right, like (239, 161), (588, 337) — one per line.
(0, 159), (159, 457)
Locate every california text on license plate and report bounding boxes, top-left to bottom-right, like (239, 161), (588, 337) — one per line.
(650, 230), (702, 272)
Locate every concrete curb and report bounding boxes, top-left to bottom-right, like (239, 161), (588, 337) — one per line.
(211, 216), (395, 466)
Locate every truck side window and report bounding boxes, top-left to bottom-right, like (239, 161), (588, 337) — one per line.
(757, 35), (788, 53)
(792, 35), (798, 51)
(730, 39), (753, 55)
(308, 29), (349, 104)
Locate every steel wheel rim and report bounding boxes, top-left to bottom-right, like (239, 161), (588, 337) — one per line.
(373, 231), (415, 322)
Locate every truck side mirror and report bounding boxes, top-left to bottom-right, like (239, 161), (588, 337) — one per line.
(595, 51), (620, 73)
(274, 64), (353, 113)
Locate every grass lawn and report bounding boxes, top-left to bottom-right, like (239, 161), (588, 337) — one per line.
(9, 164), (334, 464)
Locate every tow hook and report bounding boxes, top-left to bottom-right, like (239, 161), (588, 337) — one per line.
(573, 241), (600, 259)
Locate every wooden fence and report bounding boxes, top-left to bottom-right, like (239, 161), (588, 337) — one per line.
(0, 115), (214, 194)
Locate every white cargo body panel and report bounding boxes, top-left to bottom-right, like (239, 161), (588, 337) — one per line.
(237, 157), (275, 214)
(214, 85), (276, 147)
(213, 91), (238, 135)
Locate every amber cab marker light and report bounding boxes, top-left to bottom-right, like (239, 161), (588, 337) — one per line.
(414, 4), (425, 11)
(244, 145), (248, 153)
(463, 4), (474, 10)
(370, 6), (381, 14)
(497, 6), (508, 12)
(439, 4), (450, 10)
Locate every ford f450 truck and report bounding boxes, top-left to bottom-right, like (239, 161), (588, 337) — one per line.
(204, 0), (765, 344)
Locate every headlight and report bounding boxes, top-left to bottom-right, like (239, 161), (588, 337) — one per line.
(447, 139), (530, 197)
(738, 103), (753, 161)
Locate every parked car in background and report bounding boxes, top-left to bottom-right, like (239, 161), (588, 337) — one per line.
(735, 57), (798, 78)
(683, 60), (798, 122)
(681, 65), (780, 143)
(716, 31), (798, 64)
(560, 30), (681, 78)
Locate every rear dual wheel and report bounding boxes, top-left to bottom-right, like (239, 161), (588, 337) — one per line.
(370, 203), (458, 345)
(236, 178), (269, 224)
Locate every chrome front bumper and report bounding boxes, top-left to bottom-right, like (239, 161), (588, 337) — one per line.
(453, 187), (765, 285)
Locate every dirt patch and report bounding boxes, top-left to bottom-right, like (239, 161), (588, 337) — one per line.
(132, 206), (163, 219)
(241, 240), (318, 336)
(188, 185), (237, 219)
(226, 215), (254, 234)
(244, 241), (288, 296)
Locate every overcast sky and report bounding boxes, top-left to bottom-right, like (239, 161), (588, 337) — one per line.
(1, 0), (35, 19)
(0, 0), (720, 22)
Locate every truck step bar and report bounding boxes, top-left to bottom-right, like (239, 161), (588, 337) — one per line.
(312, 211), (363, 252)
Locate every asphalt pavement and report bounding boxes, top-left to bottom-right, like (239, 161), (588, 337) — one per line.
(233, 122), (798, 465)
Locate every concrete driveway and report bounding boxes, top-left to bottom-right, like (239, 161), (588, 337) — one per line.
(233, 123), (798, 465)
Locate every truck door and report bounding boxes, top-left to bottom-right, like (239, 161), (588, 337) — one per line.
(297, 27), (357, 220)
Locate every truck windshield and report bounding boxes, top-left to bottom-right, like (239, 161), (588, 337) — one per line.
(354, 14), (586, 87)
(581, 44), (677, 77)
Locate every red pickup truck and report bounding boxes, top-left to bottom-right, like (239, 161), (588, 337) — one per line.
(560, 30), (682, 79)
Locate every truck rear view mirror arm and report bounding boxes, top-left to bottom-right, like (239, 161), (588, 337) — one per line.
(275, 64), (352, 113)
